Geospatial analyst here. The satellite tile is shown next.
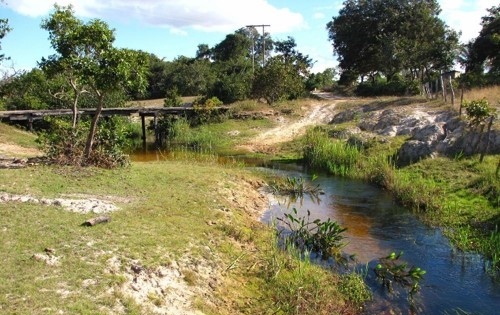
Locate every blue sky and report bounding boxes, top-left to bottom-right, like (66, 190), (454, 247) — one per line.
(0, 0), (494, 74)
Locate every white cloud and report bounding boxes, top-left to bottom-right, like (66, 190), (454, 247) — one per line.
(439, 0), (493, 42)
(6, 0), (305, 34)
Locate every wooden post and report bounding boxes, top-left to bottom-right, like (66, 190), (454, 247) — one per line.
(440, 74), (446, 102)
(141, 114), (146, 150)
(479, 115), (494, 163)
(460, 88), (464, 116)
(449, 76), (455, 107)
(153, 114), (159, 146)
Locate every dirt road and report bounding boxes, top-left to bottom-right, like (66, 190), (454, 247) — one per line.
(239, 95), (339, 152)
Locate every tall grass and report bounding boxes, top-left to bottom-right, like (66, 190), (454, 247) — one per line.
(462, 86), (500, 111)
(258, 231), (370, 314)
(303, 128), (360, 176)
(166, 117), (216, 153)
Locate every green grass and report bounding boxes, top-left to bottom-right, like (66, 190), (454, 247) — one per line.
(0, 162), (237, 313)
(0, 123), (38, 147)
(0, 159), (364, 314)
(300, 122), (500, 271)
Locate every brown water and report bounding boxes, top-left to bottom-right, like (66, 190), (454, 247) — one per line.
(131, 152), (500, 314)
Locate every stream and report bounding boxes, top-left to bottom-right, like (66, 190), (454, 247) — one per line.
(260, 164), (499, 315)
(131, 152), (500, 314)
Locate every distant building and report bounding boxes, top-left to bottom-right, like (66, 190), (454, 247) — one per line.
(441, 70), (461, 80)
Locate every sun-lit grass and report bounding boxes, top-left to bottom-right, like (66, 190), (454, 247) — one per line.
(0, 162), (247, 313)
(462, 85), (500, 111)
(0, 158), (365, 313)
(0, 122), (38, 149)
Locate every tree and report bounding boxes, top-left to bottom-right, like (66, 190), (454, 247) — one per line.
(462, 5), (500, 85)
(41, 5), (148, 161)
(326, 0), (459, 85)
(252, 37), (311, 104)
(0, 18), (11, 63)
(209, 30), (253, 103)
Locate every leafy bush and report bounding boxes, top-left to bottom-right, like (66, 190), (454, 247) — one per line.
(37, 117), (131, 168)
(163, 87), (182, 107)
(191, 96), (225, 125)
(463, 98), (495, 126)
(356, 80), (420, 96)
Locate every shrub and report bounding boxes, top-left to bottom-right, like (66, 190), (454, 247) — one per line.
(37, 117), (131, 168)
(191, 96), (225, 126)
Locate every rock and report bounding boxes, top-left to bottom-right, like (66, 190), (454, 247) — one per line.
(398, 140), (434, 165)
(412, 123), (446, 142)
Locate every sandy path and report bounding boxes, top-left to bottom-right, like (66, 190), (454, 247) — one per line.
(239, 99), (338, 152)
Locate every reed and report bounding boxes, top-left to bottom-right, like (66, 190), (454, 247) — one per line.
(303, 128), (360, 176)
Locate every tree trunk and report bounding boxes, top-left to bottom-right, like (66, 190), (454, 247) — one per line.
(449, 76), (455, 107)
(440, 74), (446, 102)
(83, 93), (104, 160)
(72, 94), (79, 129)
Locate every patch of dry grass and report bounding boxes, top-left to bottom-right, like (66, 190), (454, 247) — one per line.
(462, 86), (500, 111)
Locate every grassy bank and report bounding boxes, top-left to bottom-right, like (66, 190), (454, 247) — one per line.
(302, 125), (500, 272)
(0, 122), (366, 314)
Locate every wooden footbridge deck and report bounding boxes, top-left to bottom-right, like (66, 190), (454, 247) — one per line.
(0, 106), (227, 147)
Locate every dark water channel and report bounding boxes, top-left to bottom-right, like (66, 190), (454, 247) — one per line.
(131, 152), (500, 314)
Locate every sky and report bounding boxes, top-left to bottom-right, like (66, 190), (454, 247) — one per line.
(0, 0), (494, 74)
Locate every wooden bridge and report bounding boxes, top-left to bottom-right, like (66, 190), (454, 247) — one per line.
(0, 106), (227, 147)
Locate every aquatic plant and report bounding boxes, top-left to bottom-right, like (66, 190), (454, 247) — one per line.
(278, 208), (350, 264)
(374, 251), (426, 297)
(270, 175), (323, 202)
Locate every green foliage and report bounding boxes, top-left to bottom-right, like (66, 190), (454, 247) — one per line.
(0, 18), (11, 62)
(305, 68), (337, 91)
(356, 79), (421, 96)
(303, 128), (360, 176)
(278, 208), (349, 264)
(192, 96), (225, 126)
(40, 5), (149, 160)
(327, 0), (459, 84)
(163, 87), (182, 107)
(461, 5), (500, 86)
(0, 69), (67, 110)
(463, 98), (495, 126)
(37, 117), (131, 168)
(374, 251), (426, 297)
(338, 273), (372, 306)
(252, 55), (305, 105)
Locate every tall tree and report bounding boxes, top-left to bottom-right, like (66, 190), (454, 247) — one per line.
(252, 37), (311, 104)
(463, 5), (500, 84)
(0, 17), (11, 63)
(210, 30), (253, 103)
(40, 5), (148, 160)
(327, 0), (459, 84)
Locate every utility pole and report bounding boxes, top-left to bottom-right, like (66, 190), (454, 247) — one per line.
(246, 24), (270, 69)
